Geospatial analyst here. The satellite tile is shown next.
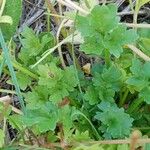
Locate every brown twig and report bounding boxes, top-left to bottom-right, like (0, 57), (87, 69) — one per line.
(130, 130), (141, 150)
(45, 0), (60, 24)
(35, 138), (150, 149)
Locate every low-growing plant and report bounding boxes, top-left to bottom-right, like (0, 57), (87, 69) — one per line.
(1, 1), (150, 150)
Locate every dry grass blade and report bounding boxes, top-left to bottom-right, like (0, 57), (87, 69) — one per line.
(127, 44), (150, 61)
(57, 0), (89, 14)
(0, 95), (12, 103)
(124, 23), (150, 28)
(0, 96), (23, 115)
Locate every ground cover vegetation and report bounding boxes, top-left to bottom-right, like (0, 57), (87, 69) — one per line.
(1, 0), (150, 149)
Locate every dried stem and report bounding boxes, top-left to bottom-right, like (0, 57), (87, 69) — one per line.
(0, 96), (23, 115)
(127, 44), (150, 61)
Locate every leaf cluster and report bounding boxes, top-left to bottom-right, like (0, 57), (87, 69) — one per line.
(2, 2), (150, 149)
(76, 4), (137, 57)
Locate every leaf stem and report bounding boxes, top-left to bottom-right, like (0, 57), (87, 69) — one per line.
(13, 61), (39, 80)
(72, 111), (101, 140)
(104, 49), (110, 68)
(71, 10), (83, 95)
(127, 98), (143, 114)
(0, 89), (16, 94)
(133, 0), (139, 31)
(0, 55), (39, 80)
(119, 89), (129, 107)
(46, 3), (50, 32)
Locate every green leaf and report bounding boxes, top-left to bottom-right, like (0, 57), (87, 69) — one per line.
(24, 85), (50, 108)
(22, 102), (58, 133)
(142, 61), (150, 78)
(130, 58), (143, 75)
(117, 144), (129, 150)
(104, 145), (117, 150)
(21, 27), (42, 57)
(91, 65), (124, 102)
(7, 71), (32, 90)
(76, 15), (95, 37)
(126, 77), (147, 91)
(38, 63), (78, 103)
(8, 114), (24, 131)
(76, 4), (119, 36)
(139, 87), (150, 104)
(16, 72), (31, 90)
(98, 87), (115, 102)
(90, 4), (119, 34)
(58, 106), (76, 139)
(1, 0), (22, 40)
(72, 130), (91, 142)
(126, 58), (149, 91)
(127, 58), (150, 104)
(84, 86), (100, 105)
(19, 27), (55, 66)
(39, 32), (55, 50)
(104, 26), (137, 57)
(115, 52), (133, 69)
(102, 65), (124, 88)
(95, 101), (134, 139)
(76, 4), (138, 57)
(138, 28), (150, 38)
(38, 63), (63, 81)
(139, 38), (150, 56)
(138, 28), (150, 56)
(63, 66), (79, 92)
(80, 34), (104, 56)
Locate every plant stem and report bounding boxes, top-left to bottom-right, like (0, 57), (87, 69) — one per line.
(13, 61), (39, 80)
(105, 49), (110, 68)
(128, 0), (134, 12)
(133, 127), (150, 131)
(72, 111), (101, 140)
(71, 19), (83, 97)
(0, 89), (16, 94)
(127, 98), (143, 114)
(45, 0), (51, 32)
(0, 55), (39, 80)
(119, 89), (129, 107)
(133, 0), (139, 31)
